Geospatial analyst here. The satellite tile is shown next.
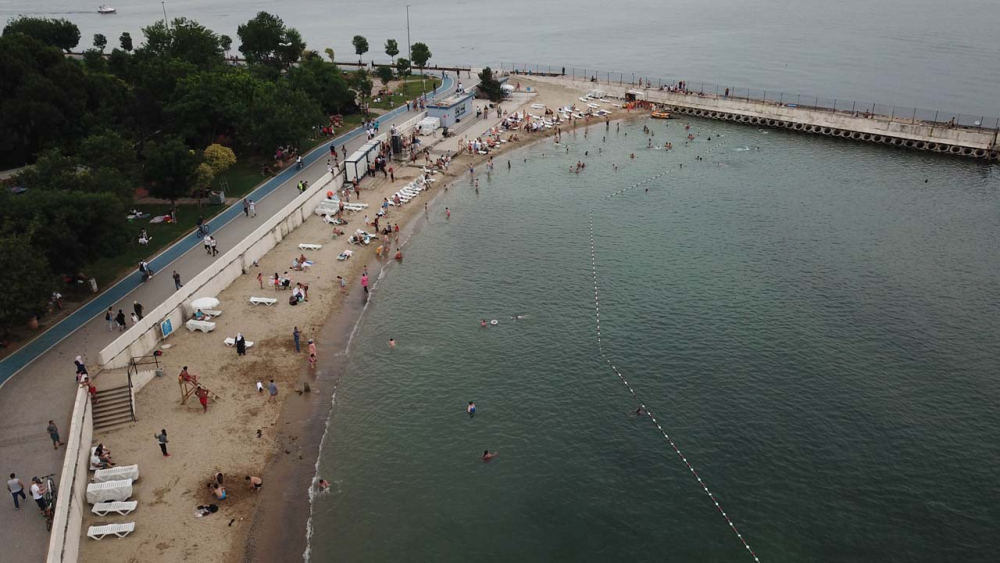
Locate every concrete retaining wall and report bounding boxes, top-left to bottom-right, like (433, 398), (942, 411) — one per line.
(45, 388), (92, 563)
(98, 170), (338, 369)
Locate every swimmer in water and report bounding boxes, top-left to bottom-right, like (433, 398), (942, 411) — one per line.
(468, 401), (476, 417)
(481, 319), (487, 328)
(635, 407), (644, 416)
(317, 479), (330, 491)
(388, 338), (395, 348)
(482, 450), (498, 462)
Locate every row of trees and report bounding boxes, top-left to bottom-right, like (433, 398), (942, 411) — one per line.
(0, 13), (433, 332)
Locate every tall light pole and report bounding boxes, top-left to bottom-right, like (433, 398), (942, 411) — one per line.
(406, 5), (412, 64)
(161, 1), (169, 30)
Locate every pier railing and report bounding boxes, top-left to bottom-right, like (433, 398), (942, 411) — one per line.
(495, 62), (1000, 132)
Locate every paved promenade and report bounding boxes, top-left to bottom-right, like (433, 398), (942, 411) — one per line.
(0, 75), (453, 563)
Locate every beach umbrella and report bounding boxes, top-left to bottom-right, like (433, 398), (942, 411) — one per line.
(190, 297), (220, 310)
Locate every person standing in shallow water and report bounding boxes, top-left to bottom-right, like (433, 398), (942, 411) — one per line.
(467, 402), (476, 417)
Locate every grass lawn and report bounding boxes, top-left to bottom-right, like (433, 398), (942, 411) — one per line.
(370, 76), (441, 110)
(86, 203), (219, 289)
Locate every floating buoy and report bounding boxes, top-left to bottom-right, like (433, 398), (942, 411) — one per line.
(490, 320), (498, 325)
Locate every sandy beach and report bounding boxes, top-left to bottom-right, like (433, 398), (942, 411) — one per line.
(78, 76), (632, 563)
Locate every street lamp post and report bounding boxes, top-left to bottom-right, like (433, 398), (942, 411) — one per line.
(406, 5), (412, 63)
(161, 1), (169, 30)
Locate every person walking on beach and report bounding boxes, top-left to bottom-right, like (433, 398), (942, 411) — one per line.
(446, 207), (451, 219)
(47, 421), (64, 449)
(173, 270), (183, 290)
(115, 310), (127, 332)
(249, 199), (257, 218)
(293, 327), (301, 353)
(361, 273), (369, 296)
(105, 307), (115, 331)
(133, 301), (144, 321)
(243, 198), (249, 217)
(7, 474), (26, 510)
(308, 338), (317, 358)
(155, 429), (170, 457)
(236, 333), (247, 356)
(268, 380), (278, 403)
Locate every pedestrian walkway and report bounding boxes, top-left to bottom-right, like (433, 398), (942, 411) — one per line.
(0, 75), (453, 563)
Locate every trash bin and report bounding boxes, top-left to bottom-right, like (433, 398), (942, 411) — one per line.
(209, 190), (225, 205)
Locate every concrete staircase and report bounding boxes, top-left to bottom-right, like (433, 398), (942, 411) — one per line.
(92, 385), (135, 431)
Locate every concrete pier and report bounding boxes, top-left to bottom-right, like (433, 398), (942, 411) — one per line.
(524, 75), (999, 160)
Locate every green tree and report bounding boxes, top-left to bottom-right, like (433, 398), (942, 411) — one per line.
(144, 136), (198, 203)
(190, 162), (215, 202)
(220, 34), (232, 55)
(395, 57), (411, 78)
(241, 81), (322, 150)
(93, 33), (107, 51)
(287, 57), (354, 115)
(410, 42), (431, 72)
(352, 35), (368, 64)
(203, 144), (236, 174)
(237, 12), (304, 69)
(0, 33), (89, 166)
(324, 47), (335, 62)
(376, 65), (394, 89)
(138, 18), (224, 70)
(2, 17), (80, 52)
(119, 31), (132, 51)
(350, 69), (373, 116)
(82, 48), (107, 72)
(0, 235), (53, 333)
(384, 38), (398, 64)
(477, 67), (503, 102)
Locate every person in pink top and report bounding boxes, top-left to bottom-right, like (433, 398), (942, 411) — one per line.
(361, 273), (369, 295)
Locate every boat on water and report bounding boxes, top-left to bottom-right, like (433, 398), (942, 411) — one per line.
(651, 110), (672, 119)
(98, 5), (116, 14)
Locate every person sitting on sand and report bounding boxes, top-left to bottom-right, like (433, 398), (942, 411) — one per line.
(209, 483), (226, 499)
(482, 450), (498, 462)
(246, 476), (263, 491)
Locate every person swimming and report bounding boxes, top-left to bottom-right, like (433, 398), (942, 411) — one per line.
(481, 319), (487, 328)
(468, 401), (476, 417)
(317, 479), (330, 491)
(388, 338), (396, 348)
(511, 314), (526, 320)
(482, 450), (498, 462)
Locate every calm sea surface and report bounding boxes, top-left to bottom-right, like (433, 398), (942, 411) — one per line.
(311, 119), (999, 562)
(3, 0), (1000, 114)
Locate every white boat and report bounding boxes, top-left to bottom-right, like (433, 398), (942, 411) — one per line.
(98, 5), (116, 14)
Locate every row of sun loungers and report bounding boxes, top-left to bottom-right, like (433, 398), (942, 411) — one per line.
(87, 463), (139, 540)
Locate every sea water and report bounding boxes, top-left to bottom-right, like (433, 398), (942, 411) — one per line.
(6, 0), (1000, 115)
(309, 118), (1000, 562)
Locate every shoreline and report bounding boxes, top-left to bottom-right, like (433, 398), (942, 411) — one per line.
(242, 78), (640, 563)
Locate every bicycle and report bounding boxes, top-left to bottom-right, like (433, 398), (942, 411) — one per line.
(196, 222), (210, 239)
(40, 473), (57, 531)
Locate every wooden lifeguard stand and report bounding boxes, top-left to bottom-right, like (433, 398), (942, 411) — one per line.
(178, 370), (220, 405)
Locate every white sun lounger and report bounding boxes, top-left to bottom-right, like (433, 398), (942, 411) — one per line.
(299, 243), (322, 250)
(249, 297), (277, 306)
(86, 479), (132, 504)
(88, 522), (135, 540)
(224, 338), (254, 348)
(338, 250), (353, 260)
(201, 309), (222, 319)
(344, 201), (369, 208)
(94, 465), (139, 483)
(321, 214), (341, 224)
(92, 501), (138, 517)
(185, 320), (216, 333)
(395, 193), (414, 202)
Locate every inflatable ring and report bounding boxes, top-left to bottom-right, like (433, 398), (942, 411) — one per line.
(490, 320), (498, 325)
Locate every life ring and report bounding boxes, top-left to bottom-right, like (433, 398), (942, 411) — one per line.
(490, 320), (498, 326)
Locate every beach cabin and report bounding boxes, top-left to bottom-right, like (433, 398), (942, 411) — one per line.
(625, 90), (646, 101)
(587, 89), (606, 99)
(344, 134), (386, 184)
(426, 92), (474, 128)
